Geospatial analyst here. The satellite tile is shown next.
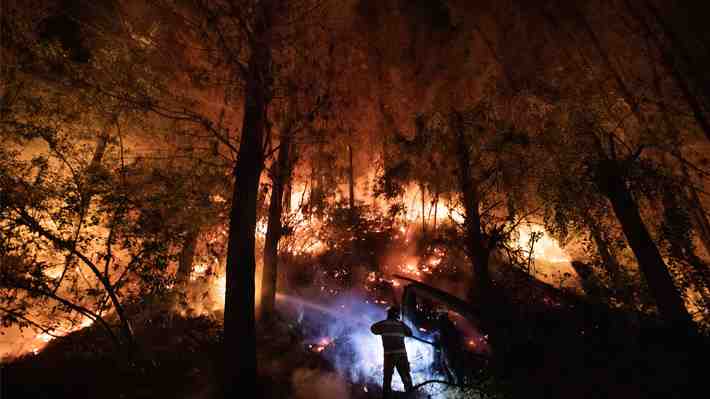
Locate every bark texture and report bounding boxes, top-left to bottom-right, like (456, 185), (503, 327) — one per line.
(222, 2), (274, 396)
(596, 164), (693, 328)
(260, 129), (292, 320)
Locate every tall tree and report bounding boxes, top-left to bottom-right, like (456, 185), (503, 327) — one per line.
(220, 1), (275, 394)
(260, 130), (291, 320)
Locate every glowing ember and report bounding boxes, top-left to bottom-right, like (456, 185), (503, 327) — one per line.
(308, 336), (333, 353)
(190, 263), (209, 281)
(210, 194), (226, 203)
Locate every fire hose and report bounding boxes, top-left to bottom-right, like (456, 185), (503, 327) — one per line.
(310, 332), (490, 397)
(310, 332), (438, 352)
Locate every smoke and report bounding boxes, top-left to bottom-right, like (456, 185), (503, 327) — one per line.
(278, 293), (442, 393)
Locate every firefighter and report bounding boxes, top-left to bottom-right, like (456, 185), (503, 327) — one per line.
(371, 306), (414, 397)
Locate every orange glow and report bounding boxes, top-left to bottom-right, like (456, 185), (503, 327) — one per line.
(30, 315), (96, 355)
(190, 262), (209, 281)
(37, 332), (53, 343)
(516, 224), (570, 263)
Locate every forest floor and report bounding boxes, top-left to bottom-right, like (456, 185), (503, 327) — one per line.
(3, 250), (709, 399)
(5, 296), (710, 399)
(5, 290), (707, 399)
(2, 309), (420, 399)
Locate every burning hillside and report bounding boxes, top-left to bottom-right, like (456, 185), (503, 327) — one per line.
(3, 0), (710, 398)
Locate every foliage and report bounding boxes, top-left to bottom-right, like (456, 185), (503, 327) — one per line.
(0, 2), (224, 348)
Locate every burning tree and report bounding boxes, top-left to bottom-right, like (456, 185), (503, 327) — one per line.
(143, 0), (346, 395)
(385, 97), (539, 302)
(3, 1), (710, 398)
(0, 0), (229, 356)
(2, 44), (148, 353)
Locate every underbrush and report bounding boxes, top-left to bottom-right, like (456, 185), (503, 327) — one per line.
(3, 314), (222, 399)
(2, 310), (393, 399)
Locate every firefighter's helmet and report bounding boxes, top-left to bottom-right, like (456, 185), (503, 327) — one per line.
(387, 305), (400, 320)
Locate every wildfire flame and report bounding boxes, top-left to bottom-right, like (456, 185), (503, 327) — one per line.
(30, 315), (96, 355)
(516, 224), (571, 264)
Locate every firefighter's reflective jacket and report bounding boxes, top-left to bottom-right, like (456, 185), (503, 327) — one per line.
(371, 319), (413, 354)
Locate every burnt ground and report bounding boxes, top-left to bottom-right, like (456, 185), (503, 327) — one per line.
(1, 311), (424, 399)
(468, 267), (710, 399)
(3, 286), (709, 399)
(3, 245), (709, 399)
(3, 314), (222, 399)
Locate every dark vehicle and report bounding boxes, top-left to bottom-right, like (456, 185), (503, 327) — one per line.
(396, 276), (490, 385)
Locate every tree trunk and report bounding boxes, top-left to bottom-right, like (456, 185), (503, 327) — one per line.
(283, 170), (292, 214)
(176, 228), (199, 288)
(589, 219), (631, 301)
(589, 222), (619, 274)
(260, 130), (292, 321)
(222, 2), (273, 396)
(582, 211), (621, 277)
(451, 112), (491, 303)
(598, 166), (693, 328)
(574, 4), (695, 328)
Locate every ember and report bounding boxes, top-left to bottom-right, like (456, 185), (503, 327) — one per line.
(307, 337), (332, 353)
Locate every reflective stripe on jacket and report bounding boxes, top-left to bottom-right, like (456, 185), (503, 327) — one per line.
(371, 319), (413, 354)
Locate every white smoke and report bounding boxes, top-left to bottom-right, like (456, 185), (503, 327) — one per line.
(279, 293), (442, 392)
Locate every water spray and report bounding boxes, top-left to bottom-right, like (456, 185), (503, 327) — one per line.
(277, 293), (437, 347)
(276, 291), (444, 392)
